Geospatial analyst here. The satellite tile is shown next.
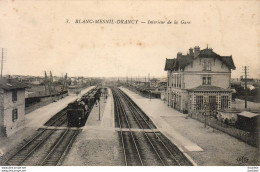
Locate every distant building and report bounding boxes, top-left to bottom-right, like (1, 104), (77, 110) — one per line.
(218, 109), (260, 127)
(240, 77), (255, 88)
(164, 46), (236, 114)
(20, 76), (44, 85)
(236, 111), (260, 132)
(154, 82), (167, 100)
(0, 79), (28, 137)
(149, 78), (160, 88)
(68, 85), (81, 95)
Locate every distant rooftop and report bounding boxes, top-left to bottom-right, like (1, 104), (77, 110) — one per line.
(0, 78), (29, 91)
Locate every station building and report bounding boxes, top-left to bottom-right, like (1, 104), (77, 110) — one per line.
(164, 46), (236, 115)
(0, 78), (28, 137)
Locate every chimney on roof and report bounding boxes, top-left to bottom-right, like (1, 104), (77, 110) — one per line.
(189, 48), (194, 56)
(194, 46), (200, 57)
(177, 52), (182, 58)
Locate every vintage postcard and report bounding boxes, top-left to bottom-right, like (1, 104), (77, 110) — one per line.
(0, 0), (259, 171)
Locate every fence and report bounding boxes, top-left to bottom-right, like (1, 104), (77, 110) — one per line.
(189, 112), (259, 147)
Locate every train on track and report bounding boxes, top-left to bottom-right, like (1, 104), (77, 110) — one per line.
(67, 86), (101, 127)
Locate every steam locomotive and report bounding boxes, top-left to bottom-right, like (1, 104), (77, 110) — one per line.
(67, 86), (101, 127)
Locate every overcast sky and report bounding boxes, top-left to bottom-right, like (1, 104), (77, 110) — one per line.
(0, 0), (259, 78)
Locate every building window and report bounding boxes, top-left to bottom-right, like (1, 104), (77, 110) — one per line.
(178, 74), (181, 88)
(203, 59), (211, 71)
(203, 77), (206, 85)
(196, 96), (204, 110)
(221, 96), (229, 109)
(203, 77), (211, 85)
(209, 96), (217, 110)
(207, 77), (211, 85)
(176, 75), (178, 88)
(12, 109), (18, 122)
(12, 90), (17, 102)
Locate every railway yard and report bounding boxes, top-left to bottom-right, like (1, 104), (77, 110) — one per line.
(0, 86), (259, 166)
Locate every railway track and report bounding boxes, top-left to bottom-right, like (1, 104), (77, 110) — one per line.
(44, 108), (68, 126)
(39, 129), (80, 166)
(3, 86), (100, 166)
(113, 90), (143, 166)
(112, 87), (192, 166)
(4, 112), (78, 166)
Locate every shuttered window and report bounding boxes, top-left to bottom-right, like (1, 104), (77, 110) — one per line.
(203, 77), (211, 85)
(12, 90), (17, 102)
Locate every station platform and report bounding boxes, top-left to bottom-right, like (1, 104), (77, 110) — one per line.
(119, 87), (259, 166)
(0, 86), (94, 161)
(62, 88), (124, 166)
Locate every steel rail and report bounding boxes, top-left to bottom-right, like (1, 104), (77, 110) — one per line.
(118, 88), (182, 166)
(17, 118), (67, 166)
(112, 92), (127, 166)
(56, 130), (80, 166)
(116, 88), (165, 166)
(5, 87), (96, 166)
(44, 109), (67, 126)
(115, 90), (143, 166)
(39, 129), (69, 166)
(112, 88), (143, 166)
(4, 118), (66, 165)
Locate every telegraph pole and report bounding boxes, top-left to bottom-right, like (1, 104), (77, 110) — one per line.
(44, 71), (47, 95)
(1, 48), (5, 78)
(99, 100), (100, 120)
(148, 73), (151, 101)
(243, 66), (248, 109)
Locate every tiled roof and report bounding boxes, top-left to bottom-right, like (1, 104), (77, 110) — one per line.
(0, 78), (29, 90)
(188, 85), (232, 92)
(177, 55), (193, 69)
(164, 59), (175, 71)
(221, 56), (236, 69)
(198, 49), (236, 69)
(198, 48), (220, 58)
(164, 47), (236, 70)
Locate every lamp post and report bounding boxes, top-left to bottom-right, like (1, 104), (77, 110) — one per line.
(98, 100), (100, 121)
(204, 103), (208, 128)
(104, 92), (107, 103)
